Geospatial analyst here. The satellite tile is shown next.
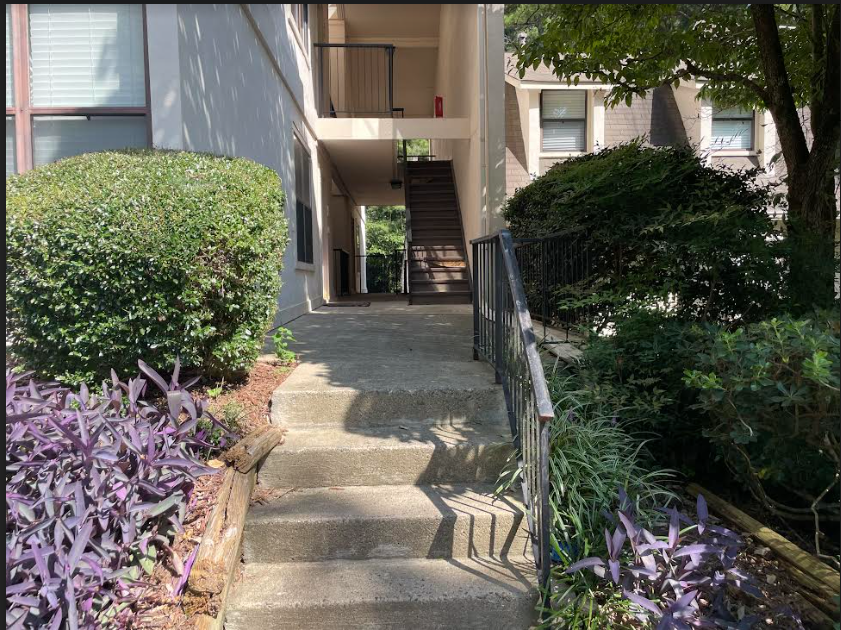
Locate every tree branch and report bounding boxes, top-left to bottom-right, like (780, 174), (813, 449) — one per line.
(750, 5), (810, 177)
(682, 61), (767, 101)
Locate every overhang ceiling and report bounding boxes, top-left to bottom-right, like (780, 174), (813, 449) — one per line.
(342, 4), (440, 42)
(323, 139), (405, 206)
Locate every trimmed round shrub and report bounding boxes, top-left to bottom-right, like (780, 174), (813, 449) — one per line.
(6, 150), (288, 382)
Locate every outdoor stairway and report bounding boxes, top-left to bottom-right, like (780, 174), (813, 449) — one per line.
(226, 301), (538, 630)
(406, 160), (472, 305)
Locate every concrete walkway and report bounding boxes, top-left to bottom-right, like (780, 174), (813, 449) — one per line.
(227, 296), (538, 629)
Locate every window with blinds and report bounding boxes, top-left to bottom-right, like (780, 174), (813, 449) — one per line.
(6, 5), (13, 108)
(29, 4), (146, 107)
(295, 137), (314, 264)
(5, 4), (149, 175)
(6, 118), (15, 177)
(711, 106), (754, 150)
(541, 91), (586, 152)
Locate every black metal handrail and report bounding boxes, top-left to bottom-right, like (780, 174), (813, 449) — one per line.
(314, 43), (397, 118)
(514, 228), (592, 341)
(471, 229), (554, 594)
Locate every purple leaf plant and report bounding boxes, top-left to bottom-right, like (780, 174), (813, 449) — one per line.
(566, 492), (762, 629)
(6, 360), (236, 629)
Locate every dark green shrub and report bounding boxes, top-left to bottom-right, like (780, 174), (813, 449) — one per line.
(6, 150), (288, 382)
(685, 312), (840, 518)
(504, 141), (785, 324)
(571, 310), (713, 475)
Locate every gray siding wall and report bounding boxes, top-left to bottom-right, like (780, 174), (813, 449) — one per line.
(505, 82), (531, 197)
(604, 85), (687, 148)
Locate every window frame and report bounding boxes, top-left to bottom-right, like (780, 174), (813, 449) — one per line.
(540, 89), (587, 153)
(294, 134), (314, 266)
(290, 4), (310, 53)
(711, 106), (755, 152)
(5, 3), (152, 174)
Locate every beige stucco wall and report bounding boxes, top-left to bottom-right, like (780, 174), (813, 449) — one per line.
(432, 4), (505, 268)
(394, 47), (437, 117)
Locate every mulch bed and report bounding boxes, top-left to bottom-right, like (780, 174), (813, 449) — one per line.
(129, 359), (297, 629)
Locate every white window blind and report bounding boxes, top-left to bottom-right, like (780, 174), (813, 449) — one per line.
(6, 5), (14, 108)
(29, 4), (146, 107)
(542, 91), (586, 152)
(6, 117), (15, 177)
(711, 107), (753, 150)
(32, 116), (147, 166)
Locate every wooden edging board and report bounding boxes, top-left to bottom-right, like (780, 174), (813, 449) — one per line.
(687, 483), (840, 619)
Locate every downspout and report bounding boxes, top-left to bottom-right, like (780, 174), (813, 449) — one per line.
(480, 4), (491, 235)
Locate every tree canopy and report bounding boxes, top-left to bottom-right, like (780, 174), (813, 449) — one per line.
(365, 205), (405, 255)
(509, 4), (839, 237)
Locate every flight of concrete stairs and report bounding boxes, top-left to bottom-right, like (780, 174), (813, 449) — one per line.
(407, 160), (472, 305)
(225, 306), (537, 629)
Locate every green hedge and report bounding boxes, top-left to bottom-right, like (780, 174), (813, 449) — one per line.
(6, 150), (288, 382)
(503, 141), (785, 324)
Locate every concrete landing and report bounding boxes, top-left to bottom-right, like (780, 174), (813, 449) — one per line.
(229, 298), (537, 628)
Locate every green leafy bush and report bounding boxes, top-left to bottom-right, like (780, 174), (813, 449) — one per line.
(6, 150), (288, 382)
(685, 312), (841, 519)
(504, 141), (786, 324)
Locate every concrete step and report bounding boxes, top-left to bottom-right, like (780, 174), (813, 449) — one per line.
(411, 279), (470, 293)
(271, 361), (505, 427)
(411, 290), (473, 305)
(258, 421), (513, 488)
(226, 556), (538, 630)
(243, 484), (530, 563)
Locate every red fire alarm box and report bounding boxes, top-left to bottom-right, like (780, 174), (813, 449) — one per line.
(434, 96), (443, 118)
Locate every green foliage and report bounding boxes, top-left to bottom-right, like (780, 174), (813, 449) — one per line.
(575, 310), (705, 429)
(685, 312), (841, 513)
(544, 368), (676, 566)
(511, 4), (824, 113)
(365, 205), (406, 255)
(6, 150), (288, 383)
(505, 141), (785, 324)
(272, 327), (297, 363)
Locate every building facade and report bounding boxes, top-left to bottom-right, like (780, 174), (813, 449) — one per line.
(6, 4), (506, 322)
(503, 53), (784, 212)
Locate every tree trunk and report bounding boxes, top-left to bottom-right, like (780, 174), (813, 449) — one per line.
(751, 5), (839, 310)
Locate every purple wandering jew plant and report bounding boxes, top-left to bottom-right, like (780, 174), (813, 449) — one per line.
(565, 492), (762, 629)
(5, 360), (236, 629)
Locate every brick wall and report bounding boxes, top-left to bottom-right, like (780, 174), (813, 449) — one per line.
(505, 82), (531, 198)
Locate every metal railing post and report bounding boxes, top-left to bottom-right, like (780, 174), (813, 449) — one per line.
(473, 241), (479, 360)
(387, 46), (394, 116)
(493, 242), (503, 383)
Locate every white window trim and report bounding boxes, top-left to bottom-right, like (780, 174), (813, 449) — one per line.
(288, 5), (310, 68)
(293, 127), (315, 266)
(706, 103), (760, 157)
(540, 90), (588, 154)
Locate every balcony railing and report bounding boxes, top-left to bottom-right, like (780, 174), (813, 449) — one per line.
(314, 43), (397, 118)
